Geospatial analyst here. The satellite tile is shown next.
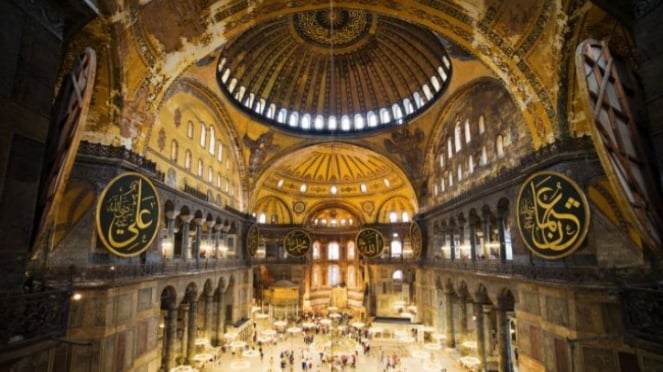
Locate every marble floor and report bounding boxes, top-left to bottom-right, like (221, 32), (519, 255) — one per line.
(195, 334), (471, 372)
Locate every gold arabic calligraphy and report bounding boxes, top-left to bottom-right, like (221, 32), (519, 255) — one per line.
(518, 173), (588, 258)
(284, 230), (310, 256)
(356, 228), (384, 258)
(97, 173), (160, 257)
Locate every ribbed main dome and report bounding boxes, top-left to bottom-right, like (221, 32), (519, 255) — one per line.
(217, 8), (452, 135)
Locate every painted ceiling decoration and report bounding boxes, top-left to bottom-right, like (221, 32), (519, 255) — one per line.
(216, 7), (453, 135)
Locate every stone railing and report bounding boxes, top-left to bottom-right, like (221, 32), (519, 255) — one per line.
(78, 141), (165, 181)
(0, 289), (70, 351)
(40, 259), (245, 285)
(421, 257), (643, 284)
(183, 184), (209, 202)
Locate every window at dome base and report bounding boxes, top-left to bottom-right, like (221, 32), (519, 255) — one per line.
(216, 8), (453, 136)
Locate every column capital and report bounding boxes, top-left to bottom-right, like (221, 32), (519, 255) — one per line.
(193, 217), (205, 226)
(180, 214), (194, 223)
(165, 210), (180, 220)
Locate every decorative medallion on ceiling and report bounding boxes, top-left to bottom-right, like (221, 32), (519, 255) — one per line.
(217, 8), (452, 135)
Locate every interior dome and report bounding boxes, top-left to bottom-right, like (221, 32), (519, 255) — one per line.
(217, 7), (452, 135)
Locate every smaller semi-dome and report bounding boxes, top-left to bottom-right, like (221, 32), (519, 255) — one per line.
(217, 7), (452, 135)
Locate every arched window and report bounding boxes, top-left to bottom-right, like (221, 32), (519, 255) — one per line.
(313, 242), (320, 260)
(439, 154), (444, 168)
(197, 159), (203, 177)
(367, 111), (378, 127)
(457, 164), (463, 182)
(217, 141), (223, 162)
(221, 68), (230, 83)
(314, 115), (324, 130)
(465, 119), (471, 143)
(200, 122), (207, 148)
(328, 116), (337, 131)
(328, 241), (340, 260)
(208, 167), (213, 183)
(447, 137), (453, 158)
(469, 155), (475, 174)
(413, 92), (425, 108)
(454, 121), (462, 152)
(392, 104), (403, 120)
(354, 114), (365, 130)
(391, 235), (402, 257)
(422, 84), (433, 100)
(402, 212), (410, 222)
(496, 134), (505, 158)
(392, 270), (404, 280)
(235, 86), (246, 101)
(185, 150), (192, 170)
(217, 173), (222, 188)
(440, 177), (445, 192)
(341, 115), (351, 131)
(288, 112), (299, 127)
(448, 171), (453, 187)
(277, 108), (287, 124)
(479, 115), (485, 134)
(347, 241), (355, 260)
(209, 126), (215, 155)
(328, 265), (340, 286)
(227, 78), (237, 93)
(255, 98), (265, 114)
(170, 140), (178, 162)
(258, 213), (266, 224)
(301, 114), (311, 130)
(380, 108), (391, 124)
(187, 120), (194, 138)
(438, 66), (448, 81)
(431, 76), (441, 92)
(481, 145), (488, 165)
(403, 98), (414, 115)
(266, 104), (276, 119)
(389, 211), (398, 223)
(244, 92), (254, 108)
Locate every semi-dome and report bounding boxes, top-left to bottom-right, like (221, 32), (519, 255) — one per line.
(217, 7), (452, 135)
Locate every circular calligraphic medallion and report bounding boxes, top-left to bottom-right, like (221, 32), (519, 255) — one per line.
(410, 222), (423, 258)
(283, 229), (311, 257)
(246, 224), (259, 257)
(96, 172), (160, 258)
(516, 171), (590, 259)
(355, 228), (385, 258)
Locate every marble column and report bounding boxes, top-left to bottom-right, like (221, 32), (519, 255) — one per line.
(448, 227), (456, 261)
(165, 301), (178, 370)
(166, 211), (180, 238)
(445, 290), (456, 348)
(204, 292), (213, 339)
(497, 213), (507, 263)
(459, 296), (468, 338)
(193, 218), (205, 262)
(187, 296), (198, 363)
(496, 307), (511, 372)
(475, 304), (490, 371)
(469, 215), (478, 261)
(180, 214), (193, 261)
(180, 304), (189, 357)
(482, 212), (491, 259)
(215, 290), (225, 346)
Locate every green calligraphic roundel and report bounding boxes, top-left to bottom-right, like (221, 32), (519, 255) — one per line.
(516, 171), (590, 259)
(283, 229), (311, 257)
(96, 172), (161, 258)
(246, 224), (259, 257)
(356, 228), (385, 258)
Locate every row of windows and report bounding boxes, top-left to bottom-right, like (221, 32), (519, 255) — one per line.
(441, 115), (486, 163)
(184, 122), (226, 162)
(218, 57), (451, 132)
(256, 210), (410, 226)
(277, 179), (383, 195)
(434, 134), (509, 196)
(311, 265), (356, 287)
(169, 141), (236, 197)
